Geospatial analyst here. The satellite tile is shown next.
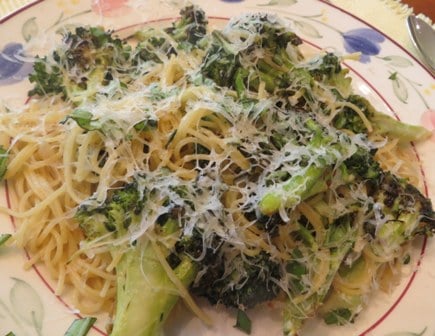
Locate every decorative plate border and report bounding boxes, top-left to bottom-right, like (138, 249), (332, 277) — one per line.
(0, 1), (434, 335)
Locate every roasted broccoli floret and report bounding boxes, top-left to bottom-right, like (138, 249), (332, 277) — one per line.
(304, 52), (352, 99)
(368, 172), (435, 239)
(308, 53), (342, 81)
(76, 179), (199, 336)
(201, 13), (303, 94)
(28, 60), (64, 97)
(133, 29), (177, 64)
(192, 249), (281, 309)
(200, 30), (239, 88)
(170, 228), (281, 308)
(164, 5), (208, 48)
(341, 147), (382, 182)
(28, 26), (132, 104)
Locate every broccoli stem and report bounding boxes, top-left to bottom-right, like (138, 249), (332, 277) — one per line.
(283, 214), (357, 335)
(110, 242), (197, 336)
(318, 290), (363, 326)
(371, 111), (431, 143)
(259, 165), (326, 216)
(283, 254), (349, 335)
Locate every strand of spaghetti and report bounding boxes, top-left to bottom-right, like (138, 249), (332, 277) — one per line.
(38, 238), (60, 278)
(75, 257), (117, 280)
(99, 277), (114, 298)
(275, 224), (298, 253)
(74, 131), (103, 182)
(228, 147), (250, 170)
(171, 107), (214, 144)
(363, 243), (401, 263)
(292, 249), (330, 304)
(24, 170), (58, 200)
(69, 273), (109, 314)
(185, 128), (225, 153)
(6, 133), (65, 145)
(334, 101), (373, 132)
(161, 55), (184, 85)
(149, 238), (213, 326)
(172, 136), (209, 162)
(178, 153), (213, 166)
(1, 184), (66, 218)
(106, 250), (123, 272)
(165, 160), (197, 179)
(23, 246), (44, 269)
(56, 264), (67, 295)
(91, 148), (124, 203)
(38, 210), (72, 244)
(68, 266), (112, 298)
(41, 226), (65, 266)
(199, 115), (228, 134)
(63, 126), (86, 204)
(185, 128), (250, 170)
(297, 202), (326, 244)
(4, 143), (38, 179)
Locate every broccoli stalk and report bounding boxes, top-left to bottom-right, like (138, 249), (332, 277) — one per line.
(371, 112), (432, 143)
(111, 242), (197, 336)
(75, 181), (199, 336)
(259, 119), (340, 216)
(334, 95), (431, 141)
(283, 213), (358, 336)
(259, 165), (326, 216)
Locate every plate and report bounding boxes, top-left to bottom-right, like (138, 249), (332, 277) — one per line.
(0, 1), (434, 335)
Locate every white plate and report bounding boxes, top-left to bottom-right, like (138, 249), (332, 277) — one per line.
(1, 1), (434, 335)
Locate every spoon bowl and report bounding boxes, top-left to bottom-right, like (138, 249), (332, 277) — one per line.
(406, 15), (435, 75)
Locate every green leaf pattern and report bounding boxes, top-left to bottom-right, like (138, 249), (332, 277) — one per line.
(10, 278), (44, 335)
(0, 278), (45, 336)
(257, 0), (297, 6)
(381, 55), (413, 68)
(389, 72), (408, 104)
(293, 20), (322, 38)
(384, 327), (428, 336)
(21, 17), (38, 42)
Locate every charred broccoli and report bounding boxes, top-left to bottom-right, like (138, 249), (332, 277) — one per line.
(192, 249), (281, 309)
(201, 13), (303, 94)
(29, 26), (132, 104)
(164, 5), (208, 48)
(76, 179), (198, 336)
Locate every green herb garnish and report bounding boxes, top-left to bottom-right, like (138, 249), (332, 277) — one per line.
(234, 309), (252, 335)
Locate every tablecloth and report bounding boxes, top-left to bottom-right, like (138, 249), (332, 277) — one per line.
(0, 0), (433, 62)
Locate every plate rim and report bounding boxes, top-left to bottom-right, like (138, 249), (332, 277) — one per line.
(0, 1), (434, 335)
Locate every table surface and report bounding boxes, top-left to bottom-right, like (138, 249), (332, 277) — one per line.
(402, 0), (435, 21)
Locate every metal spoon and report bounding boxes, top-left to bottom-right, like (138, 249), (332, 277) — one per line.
(406, 14), (435, 75)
